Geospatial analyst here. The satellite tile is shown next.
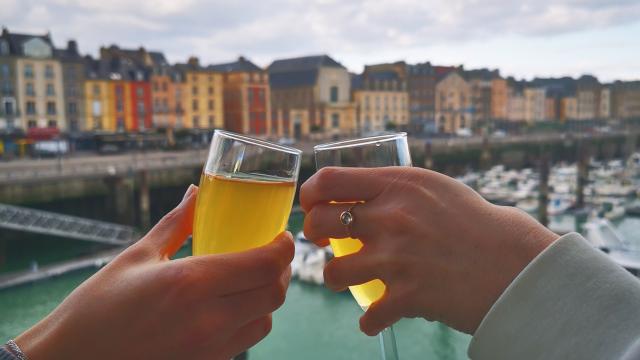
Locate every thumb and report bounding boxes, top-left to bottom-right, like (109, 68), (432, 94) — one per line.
(139, 184), (198, 259)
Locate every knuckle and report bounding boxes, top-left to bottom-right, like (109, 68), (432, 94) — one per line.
(258, 253), (284, 281)
(315, 167), (339, 193)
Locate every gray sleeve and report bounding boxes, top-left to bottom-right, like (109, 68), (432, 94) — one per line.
(468, 232), (640, 360)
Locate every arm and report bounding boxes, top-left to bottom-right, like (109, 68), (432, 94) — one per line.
(13, 185), (293, 360)
(301, 166), (640, 359)
(469, 232), (640, 360)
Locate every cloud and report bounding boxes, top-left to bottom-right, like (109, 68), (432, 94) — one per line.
(1, 0), (639, 80)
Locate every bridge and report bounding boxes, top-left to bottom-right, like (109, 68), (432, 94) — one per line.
(0, 203), (138, 245)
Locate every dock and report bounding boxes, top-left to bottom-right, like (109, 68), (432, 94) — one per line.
(0, 248), (124, 290)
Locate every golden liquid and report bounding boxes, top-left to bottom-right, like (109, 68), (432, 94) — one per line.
(330, 237), (386, 309)
(193, 173), (296, 255)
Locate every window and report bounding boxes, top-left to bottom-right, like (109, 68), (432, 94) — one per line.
(1, 64), (8, 78)
(94, 117), (102, 130)
(192, 86), (198, 95)
(258, 89), (265, 102)
(136, 87), (144, 97)
(47, 120), (57, 128)
(192, 116), (199, 128)
(46, 101), (56, 115)
(92, 101), (101, 116)
(93, 84), (100, 96)
(192, 100), (198, 111)
(330, 86), (339, 103)
(28, 120), (37, 128)
(116, 117), (124, 131)
(208, 100), (214, 110)
(26, 101), (36, 115)
(208, 86), (213, 95)
(45, 65), (54, 79)
(26, 83), (35, 96)
(331, 113), (340, 128)
(2, 81), (11, 95)
(248, 90), (253, 104)
(116, 100), (123, 112)
(137, 100), (145, 115)
(4, 100), (14, 115)
(46, 83), (55, 96)
(0, 40), (8, 55)
(208, 115), (214, 127)
(68, 102), (77, 115)
(162, 82), (168, 91)
(364, 96), (369, 108)
(24, 64), (34, 78)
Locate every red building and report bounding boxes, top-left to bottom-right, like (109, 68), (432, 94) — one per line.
(128, 81), (152, 131)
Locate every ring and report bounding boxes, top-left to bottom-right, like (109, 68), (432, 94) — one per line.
(339, 204), (357, 236)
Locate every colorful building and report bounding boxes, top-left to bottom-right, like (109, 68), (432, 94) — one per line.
(524, 87), (546, 122)
(435, 71), (472, 133)
(611, 81), (640, 119)
(491, 77), (508, 120)
(576, 75), (601, 120)
(268, 55), (356, 139)
(0, 28), (66, 132)
(209, 56), (271, 136)
(351, 70), (409, 133)
(174, 57), (224, 129)
(465, 69), (500, 123)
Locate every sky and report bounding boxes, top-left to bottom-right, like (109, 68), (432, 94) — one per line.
(1, 0), (639, 82)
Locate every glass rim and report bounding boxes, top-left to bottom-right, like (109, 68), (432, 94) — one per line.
(313, 132), (407, 151)
(214, 129), (302, 155)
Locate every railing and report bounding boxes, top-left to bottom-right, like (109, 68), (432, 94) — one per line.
(0, 203), (137, 245)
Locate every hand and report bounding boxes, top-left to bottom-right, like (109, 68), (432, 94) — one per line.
(301, 167), (558, 335)
(16, 185), (294, 360)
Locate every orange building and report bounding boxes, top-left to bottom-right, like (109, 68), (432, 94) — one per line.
(491, 77), (508, 119)
(209, 57), (271, 136)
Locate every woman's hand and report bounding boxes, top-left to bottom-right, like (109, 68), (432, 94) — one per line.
(301, 167), (558, 335)
(16, 185), (294, 360)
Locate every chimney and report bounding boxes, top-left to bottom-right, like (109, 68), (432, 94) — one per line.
(239, 55), (246, 62)
(99, 46), (109, 60)
(1, 27), (8, 37)
(188, 56), (199, 67)
(67, 40), (78, 54)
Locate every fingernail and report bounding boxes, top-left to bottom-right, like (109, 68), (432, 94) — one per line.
(181, 184), (196, 203)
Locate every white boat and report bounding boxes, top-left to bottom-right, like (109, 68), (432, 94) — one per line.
(547, 196), (575, 216)
(297, 250), (327, 285)
(516, 198), (538, 213)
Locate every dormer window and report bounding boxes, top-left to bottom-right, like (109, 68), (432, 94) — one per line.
(23, 38), (52, 58)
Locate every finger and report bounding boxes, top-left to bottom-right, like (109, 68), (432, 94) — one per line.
(138, 184), (198, 259)
(300, 167), (393, 212)
(359, 293), (404, 336)
(304, 202), (374, 243)
(185, 231), (295, 294)
(219, 266), (291, 325)
(216, 316), (272, 360)
(324, 252), (380, 292)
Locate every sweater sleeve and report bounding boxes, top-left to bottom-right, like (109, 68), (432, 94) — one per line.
(468, 232), (640, 360)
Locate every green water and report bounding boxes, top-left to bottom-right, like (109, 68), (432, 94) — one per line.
(0, 211), (472, 359)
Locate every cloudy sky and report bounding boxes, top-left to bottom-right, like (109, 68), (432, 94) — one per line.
(2, 0), (639, 82)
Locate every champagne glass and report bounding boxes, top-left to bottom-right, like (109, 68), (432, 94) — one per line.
(314, 133), (411, 360)
(193, 129), (301, 255)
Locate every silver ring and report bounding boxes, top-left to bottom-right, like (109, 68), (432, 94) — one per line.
(339, 204), (357, 236)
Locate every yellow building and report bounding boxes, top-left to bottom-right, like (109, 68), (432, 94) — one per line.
(84, 79), (114, 131)
(353, 90), (408, 133)
(175, 57), (224, 129)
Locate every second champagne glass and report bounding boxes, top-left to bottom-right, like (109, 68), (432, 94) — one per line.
(314, 132), (412, 360)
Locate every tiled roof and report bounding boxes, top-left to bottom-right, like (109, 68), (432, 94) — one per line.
(208, 56), (262, 72)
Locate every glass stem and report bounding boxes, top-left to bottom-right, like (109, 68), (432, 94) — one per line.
(378, 325), (399, 360)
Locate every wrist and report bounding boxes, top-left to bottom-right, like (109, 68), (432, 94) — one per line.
(14, 314), (68, 360)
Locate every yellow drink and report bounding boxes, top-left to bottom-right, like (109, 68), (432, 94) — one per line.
(193, 172), (296, 255)
(330, 237), (386, 309)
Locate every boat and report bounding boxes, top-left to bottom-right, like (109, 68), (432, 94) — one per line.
(547, 195), (575, 216)
(516, 198), (538, 213)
